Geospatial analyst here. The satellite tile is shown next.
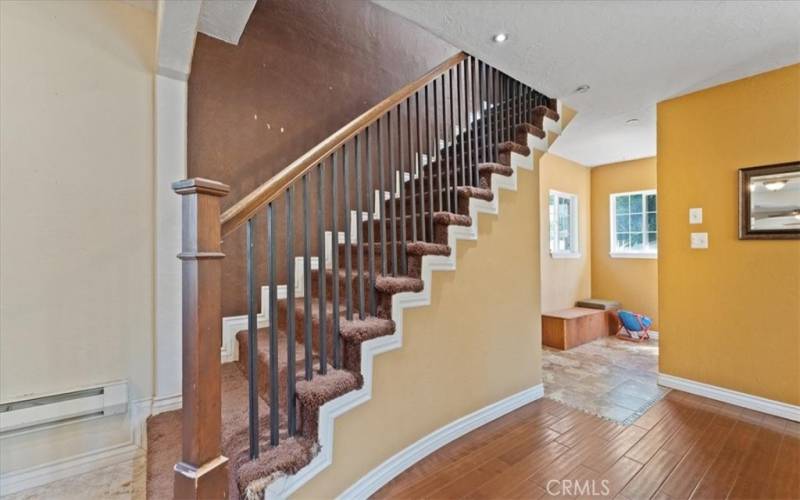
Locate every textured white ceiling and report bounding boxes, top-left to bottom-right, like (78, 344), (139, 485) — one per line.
(375, 0), (800, 166)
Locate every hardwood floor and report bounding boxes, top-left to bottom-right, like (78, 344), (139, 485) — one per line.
(373, 390), (800, 499)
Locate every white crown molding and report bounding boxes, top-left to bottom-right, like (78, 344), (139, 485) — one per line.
(658, 373), (800, 422)
(260, 111), (563, 500)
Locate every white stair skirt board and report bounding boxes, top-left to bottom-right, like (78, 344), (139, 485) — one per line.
(658, 373), (800, 422)
(262, 110), (563, 499)
(338, 384), (544, 500)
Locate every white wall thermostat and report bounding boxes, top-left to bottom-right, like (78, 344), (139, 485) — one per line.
(689, 207), (703, 224)
(691, 232), (708, 249)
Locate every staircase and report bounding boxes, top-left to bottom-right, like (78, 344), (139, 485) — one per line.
(146, 52), (562, 499)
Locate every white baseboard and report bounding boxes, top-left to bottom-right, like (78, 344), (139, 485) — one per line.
(657, 373), (800, 422)
(337, 384), (544, 500)
(0, 442), (142, 496)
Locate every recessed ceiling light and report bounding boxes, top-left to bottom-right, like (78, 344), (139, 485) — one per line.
(492, 33), (508, 43)
(574, 84), (590, 94)
(626, 118), (640, 125)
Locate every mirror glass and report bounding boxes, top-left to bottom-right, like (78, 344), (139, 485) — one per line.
(748, 170), (800, 231)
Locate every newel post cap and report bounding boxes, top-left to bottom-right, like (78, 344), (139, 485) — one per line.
(172, 178), (230, 197)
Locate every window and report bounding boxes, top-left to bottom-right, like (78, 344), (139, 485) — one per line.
(610, 190), (657, 258)
(549, 190), (579, 258)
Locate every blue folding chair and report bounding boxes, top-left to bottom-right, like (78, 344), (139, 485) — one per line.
(615, 310), (652, 342)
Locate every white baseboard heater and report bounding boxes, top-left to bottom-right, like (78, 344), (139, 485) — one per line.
(0, 381), (128, 434)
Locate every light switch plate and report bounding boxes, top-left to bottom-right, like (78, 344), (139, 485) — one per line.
(689, 207), (703, 224)
(691, 232), (708, 249)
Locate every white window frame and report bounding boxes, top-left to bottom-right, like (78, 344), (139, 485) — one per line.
(609, 189), (657, 259)
(548, 190), (580, 259)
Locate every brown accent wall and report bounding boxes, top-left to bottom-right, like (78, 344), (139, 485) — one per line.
(187, 0), (457, 316)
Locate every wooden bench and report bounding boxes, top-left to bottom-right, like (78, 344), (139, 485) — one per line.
(542, 307), (607, 350)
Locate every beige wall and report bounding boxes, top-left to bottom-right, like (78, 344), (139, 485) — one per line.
(294, 155), (543, 498)
(539, 154), (592, 312)
(590, 158), (659, 327)
(658, 64), (800, 405)
(0, 0), (155, 471)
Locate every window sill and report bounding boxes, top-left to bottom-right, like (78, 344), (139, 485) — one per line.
(551, 252), (582, 259)
(609, 252), (657, 260)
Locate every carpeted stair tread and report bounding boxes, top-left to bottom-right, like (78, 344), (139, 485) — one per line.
(295, 369), (363, 409)
(457, 185), (494, 202)
(339, 317), (395, 343)
(236, 436), (318, 499)
(498, 141), (532, 157)
(406, 241), (451, 256)
(296, 369), (364, 440)
(478, 162), (514, 177)
(432, 211), (472, 226)
(533, 104), (560, 123)
(375, 275), (424, 294)
(516, 122), (545, 139)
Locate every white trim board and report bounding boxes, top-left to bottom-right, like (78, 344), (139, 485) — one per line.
(259, 111), (563, 500)
(338, 384), (544, 499)
(658, 374), (800, 422)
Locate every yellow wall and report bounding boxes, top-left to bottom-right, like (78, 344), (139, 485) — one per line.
(540, 154), (592, 312)
(657, 64), (800, 405)
(294, 154), (543, 498)
(591, 157), (659, 327)
(0, 0), (155, 471)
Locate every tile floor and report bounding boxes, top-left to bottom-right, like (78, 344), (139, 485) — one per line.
(542, 335), (668, 424)
(1, 454), (146, 500)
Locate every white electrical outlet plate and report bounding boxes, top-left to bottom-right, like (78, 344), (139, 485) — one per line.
(689, 207), (703, 224)
(691, 232), (708, 249)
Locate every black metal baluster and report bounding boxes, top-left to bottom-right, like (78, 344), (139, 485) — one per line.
(378, 118), (387, 277)
(285, 187), (296, 435)
(246, 218), (259, 459)
(456, 61), (467, 189)
(434, 77), (443, 213)
(407, 99), (417, 243)
(487, 66), (494, 164)
(507, 76), (512, 142)
(267, 202), (279, 446)
(343, 144), (353, 321)
(302, 175), (313, 379)
(450, 68), (458, 210)
(492, 68), (500, 162)
(443, 72), (451, 213)
(331, 152), (340, 368)
(464, 58), (473, 187)
(355, 135), (365, 319)
(317, 164), (327, 374)
(481, 61), (488, 165)
(366, 126), (376, 316)
(471, 57), (480, 185)
(398, 104), (408, 275)
(425, 84), (434, 239)
(389, 108), (399, 276)
(415, 92), (426, 242)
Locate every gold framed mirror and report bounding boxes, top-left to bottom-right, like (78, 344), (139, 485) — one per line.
(739, 161), (800, 240)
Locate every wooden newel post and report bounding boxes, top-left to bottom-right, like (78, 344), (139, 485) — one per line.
(172, 178), (231, 500)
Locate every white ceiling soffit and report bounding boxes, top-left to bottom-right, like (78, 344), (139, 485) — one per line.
(374, 0), (800, 167)
(198, 0), (256, 45)
(155, 0), (255, 80)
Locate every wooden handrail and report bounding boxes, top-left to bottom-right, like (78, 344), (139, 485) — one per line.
(220, 51), (468, 237)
